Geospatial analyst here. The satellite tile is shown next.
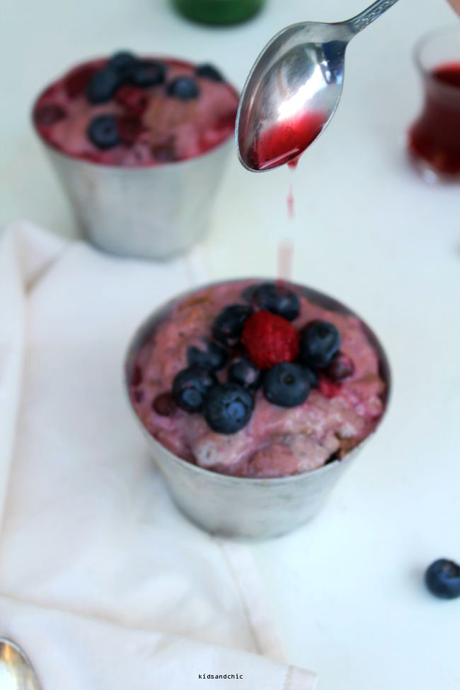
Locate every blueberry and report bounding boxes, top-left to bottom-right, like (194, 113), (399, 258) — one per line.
(204, 383), (254, 434)
(131, 60), (166, 87)
(304, 366), (319, 389)
(263, 363), (311, 408)
(252, 282), (300, 321)
(212, 304), (253, 347)
(86, 68), (120, 104)
(108, 51), (137, 75)
(228, 357), (262, 391)
(425, 559), (460, 600)
(87, 115), (120, 149)
(299, 321), (341, 369)
(324, 352), (355, 381)
(187, 339), (227, 371)
(196, 63), (224, 82)
(172, 366), (217, 413)
(167, 76), (200, 100)
(241, 284), (257, 303)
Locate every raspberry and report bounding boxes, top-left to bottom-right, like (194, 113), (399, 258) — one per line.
(241, 311), (299, 370)
(117, 116), (144, 145)
(115, 85), (148, 116)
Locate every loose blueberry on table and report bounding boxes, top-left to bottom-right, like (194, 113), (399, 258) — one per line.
(425, 559), (460, 600)
(146, 281), (358, 435)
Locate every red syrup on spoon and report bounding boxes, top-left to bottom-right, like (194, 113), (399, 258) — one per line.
(409, 62), (460, 177)
(249, 110), (326, 171)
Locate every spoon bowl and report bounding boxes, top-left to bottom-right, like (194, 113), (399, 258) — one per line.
(0, 638), (41, 690)
(236, 0), (400, 171)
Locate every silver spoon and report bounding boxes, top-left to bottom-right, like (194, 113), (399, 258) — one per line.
(0, 638), (41, 690)
(236, 0), (401, 171)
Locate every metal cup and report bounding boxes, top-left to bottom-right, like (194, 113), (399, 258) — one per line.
(37, 135), (233, 260)
(124, 280), (392, 540)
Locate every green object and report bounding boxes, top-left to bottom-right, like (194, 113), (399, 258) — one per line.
(173, 0), (265, 25)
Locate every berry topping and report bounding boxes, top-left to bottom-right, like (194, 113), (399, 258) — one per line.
(324, 352), (355, 381)
(151, 138), (178, 163)
(117, 116), (144, 145)
(172, 366), (217, 413)
(241, 284), (258, 303)
(64, 64), (98, 99)
(304, 367), (319, 389)
(263, 363), (311, 408)
(318, 378), (342, 399)
(167, 76), (200, 100)
(131, 60), (166, 87)
(242, 311), (299, 371)
(133, 389), (144, 404)
(196, 63), (224, 82)
(252, 282), (300, 321)
(152, 392), (176, 416)
(228, 357), (262, 391)
(187, 339), (227, 371)
(204, 383), (254, 434)
(86, 68), (120, 104)
(87, 115), (120, 149)
(131, 364), (143, 386)
(108, 51), (137, 75)
(299, 321), (341, 369)
(212, 304), (253, 347)
(34, 103), (66, 127)
(115, 85), (148, 115)
(425, 559), (460, 600)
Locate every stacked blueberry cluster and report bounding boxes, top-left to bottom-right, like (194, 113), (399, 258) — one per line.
(83, 51), (223, 150)
(33, 51), (240, 167)
(160, 282), (356, 435)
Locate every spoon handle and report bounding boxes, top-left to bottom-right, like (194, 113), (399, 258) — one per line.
(348, 0), (400, 34)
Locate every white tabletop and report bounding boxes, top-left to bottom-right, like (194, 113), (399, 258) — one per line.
(3, 1), (460, 689)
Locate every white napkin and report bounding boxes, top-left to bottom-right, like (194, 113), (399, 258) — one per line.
(0, 221), (316, 690)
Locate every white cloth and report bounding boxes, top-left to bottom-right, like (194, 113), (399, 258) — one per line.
(0, 221), (316, 690)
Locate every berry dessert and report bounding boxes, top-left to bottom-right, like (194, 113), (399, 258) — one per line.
(129, 280), (387, 479)
(33, 51), (239, 166)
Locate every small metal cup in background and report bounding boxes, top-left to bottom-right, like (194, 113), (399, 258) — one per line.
(37, 134), (233, 260)
(124, 280), (391, 541)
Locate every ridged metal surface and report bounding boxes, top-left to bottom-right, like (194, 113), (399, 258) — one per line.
(43, 138), (233, 260)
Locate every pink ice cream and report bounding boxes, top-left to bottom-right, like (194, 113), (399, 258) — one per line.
(33, 55), (239, 166)
(129, 280), (387, 479)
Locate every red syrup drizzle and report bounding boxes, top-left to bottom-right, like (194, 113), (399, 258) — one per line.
(286, 156), (300, 219)
(287, 182), (295, 219)
(409, 62), (460, 176)
(277, 240), (294, 282)
(253, 114), (325, 275)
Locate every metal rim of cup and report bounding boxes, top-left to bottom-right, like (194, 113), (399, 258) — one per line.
(124, 278), (392, 487)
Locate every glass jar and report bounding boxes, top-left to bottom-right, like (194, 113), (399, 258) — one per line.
(408, 27), (460, 182)
(172, 0), (266, 25)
